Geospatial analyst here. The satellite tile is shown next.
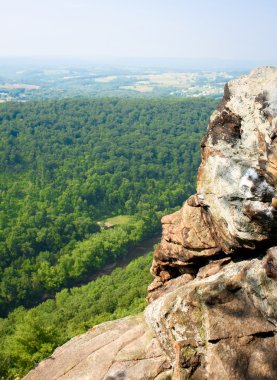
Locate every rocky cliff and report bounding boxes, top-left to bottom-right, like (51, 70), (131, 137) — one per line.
(25, 67), (277, 380)
(149, 67), (277, 296)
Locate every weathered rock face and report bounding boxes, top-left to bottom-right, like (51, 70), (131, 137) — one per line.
(149, 67), (277, 292)
(24, 314), (172, 380)
(25, 68), (277, 380)
(144, 67), (277, 379)
(145, 250), (277, 379)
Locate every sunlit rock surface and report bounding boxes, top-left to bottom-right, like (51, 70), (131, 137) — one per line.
(24, 314), (171, 380)
(149, 67), (277, 291)
(146, 251), (277, 379)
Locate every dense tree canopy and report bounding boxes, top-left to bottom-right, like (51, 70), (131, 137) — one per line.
(0, 98), (216, 315)
(0, 96), (218, 378)
(0, 251), (154, 379)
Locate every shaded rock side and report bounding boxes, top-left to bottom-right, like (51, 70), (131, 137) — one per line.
(145, 250), (277, 380)
(24, 314), (172, 380)
(149, 67), (277, 291)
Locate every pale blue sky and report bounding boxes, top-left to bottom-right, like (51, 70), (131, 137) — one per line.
(0, 0), (276, 62)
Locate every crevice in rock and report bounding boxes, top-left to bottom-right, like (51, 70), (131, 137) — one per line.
(155, 240), (277, 287)
(232, 239), (277, 262)
(162, 239), (219, 252)
(153, 369), (173, 380)
(208, 331), (276, 345)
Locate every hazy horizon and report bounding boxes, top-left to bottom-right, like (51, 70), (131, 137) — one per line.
(1, 0), (276, 65)
(0, 56), (275, 73)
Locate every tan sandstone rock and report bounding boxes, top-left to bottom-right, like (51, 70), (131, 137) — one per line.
(149, 67), (277, 290)
(24, 314), (171, 380)
(145, 252), (277, 380)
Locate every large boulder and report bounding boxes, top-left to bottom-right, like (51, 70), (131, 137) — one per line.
(145, 249), (277, 379)
(145, 67), (277, 379)
(149, 67), (277, 292)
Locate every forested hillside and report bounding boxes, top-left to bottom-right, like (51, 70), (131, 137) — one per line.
(0, 251), (153, 379)
(0, 98), (216, 316)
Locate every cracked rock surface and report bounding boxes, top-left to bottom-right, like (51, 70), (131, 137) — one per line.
(145, 253), (277, 379)
(24, 314), (171, 380)
(149, 67), (277, 290)
(145, 67), (277, 379)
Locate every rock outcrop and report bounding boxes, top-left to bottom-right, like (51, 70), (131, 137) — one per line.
(24, 314), (172, 380)
(149, 67), (277, 296)
(146, 250), (277, 379)
(25, 67), (277, 380)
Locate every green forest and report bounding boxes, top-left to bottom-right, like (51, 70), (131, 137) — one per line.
(0, 97), (216, 378)
(0, 251), (153, 379)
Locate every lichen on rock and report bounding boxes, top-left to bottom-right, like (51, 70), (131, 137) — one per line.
(149, 67), (277, 292)
(146, 67), (277, 380)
